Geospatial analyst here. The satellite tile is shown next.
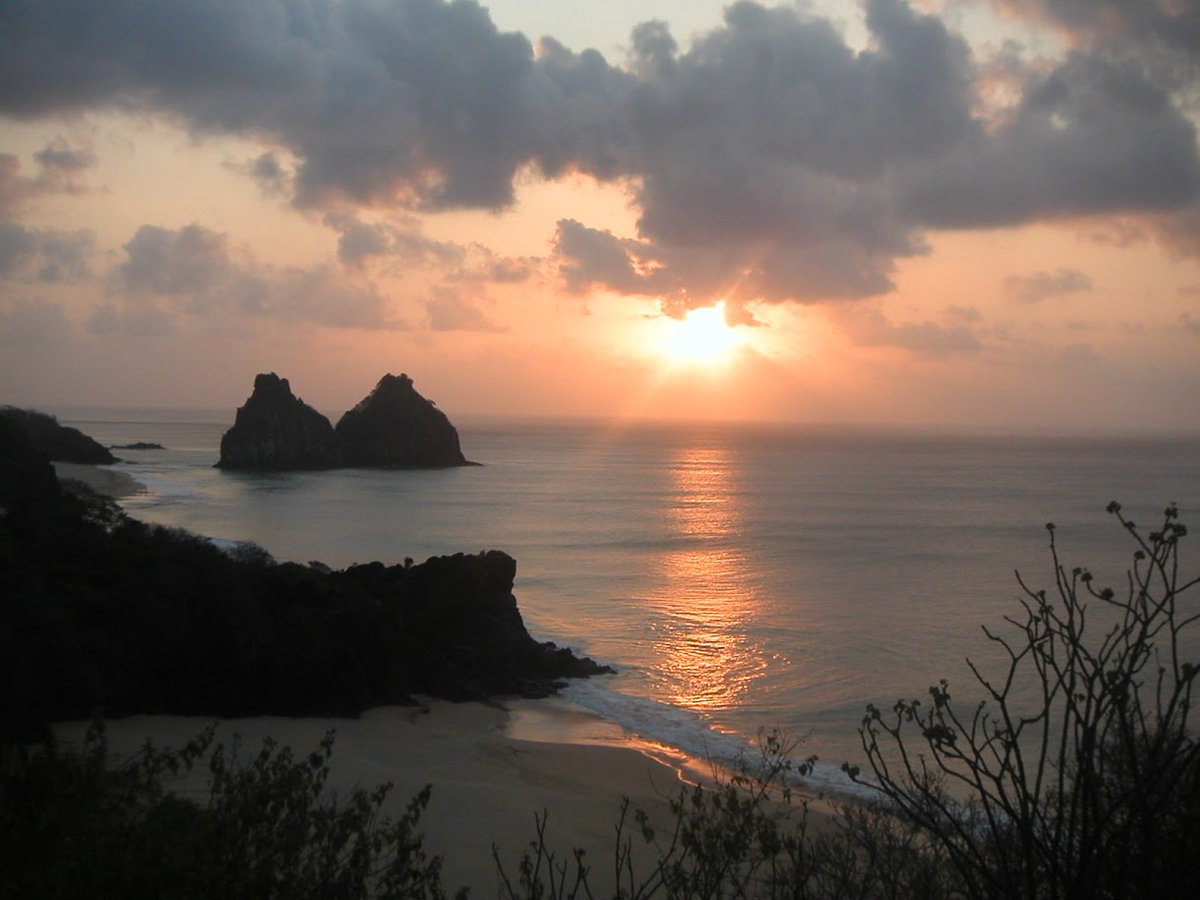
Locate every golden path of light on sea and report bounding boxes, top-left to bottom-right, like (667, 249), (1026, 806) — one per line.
(646, 444), (769, 713)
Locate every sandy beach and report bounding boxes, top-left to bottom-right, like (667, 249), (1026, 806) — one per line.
(55, 698), (701, 896)
(37, 459), (691, 892)
(52, 461), (145, 500)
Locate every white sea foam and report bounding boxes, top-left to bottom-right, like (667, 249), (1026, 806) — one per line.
(562, 679), (873, 801)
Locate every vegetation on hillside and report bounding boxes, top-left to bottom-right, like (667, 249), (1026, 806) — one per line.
(1, 435), (607, 743)
(3, 501), (1194, 897)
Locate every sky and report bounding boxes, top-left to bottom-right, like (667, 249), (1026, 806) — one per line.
(2, 0), (1200, 430)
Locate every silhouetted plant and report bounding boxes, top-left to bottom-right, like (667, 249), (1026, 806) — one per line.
(0, 722), (458, 899)
(494, 729), (821, 900)
(225, 539), (276, 566)
(844, 502), (1199, 899)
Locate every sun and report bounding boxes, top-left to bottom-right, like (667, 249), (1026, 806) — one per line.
(657, 301), (743, 366)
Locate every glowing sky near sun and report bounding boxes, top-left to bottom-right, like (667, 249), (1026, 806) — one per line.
(1, 0), (1199, 430)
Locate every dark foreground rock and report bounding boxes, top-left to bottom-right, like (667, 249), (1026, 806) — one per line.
(2, 426), (609, 741)
(216, 373), (342, 469)
(336, 373), (469, 468)
(0, 407), (116, 465)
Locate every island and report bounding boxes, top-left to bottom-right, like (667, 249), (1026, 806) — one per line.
(216, 372), (343, 469)
(109, 441), (166, 450)
(216, 372), (474, 470)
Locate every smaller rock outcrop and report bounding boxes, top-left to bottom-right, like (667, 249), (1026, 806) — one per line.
(0, 407), (116, 465)
(217, 373), (341, 470)
(336, 373), (470, 468)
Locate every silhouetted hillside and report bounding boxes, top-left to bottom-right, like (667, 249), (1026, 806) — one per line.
(1, 426), (609, 741)
(0, 407), (116, 464)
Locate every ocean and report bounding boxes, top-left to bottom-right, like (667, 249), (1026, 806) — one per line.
(53, 407), (1200, 795)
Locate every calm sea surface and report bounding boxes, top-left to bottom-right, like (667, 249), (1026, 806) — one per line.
(54, 408), (1200, 793)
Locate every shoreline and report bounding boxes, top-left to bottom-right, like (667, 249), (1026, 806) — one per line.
(53, 695), (840, 894)
(53, 698), (693, 895)
(52, 461), (145, 499)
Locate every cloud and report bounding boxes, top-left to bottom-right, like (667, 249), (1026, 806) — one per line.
(105, 222), (401, 330)
(0, 221), (93, 282)
(425, 286), (504, 332)
(836, 306), (984, 358)
(0, 148), (96, 282)
(117, 224), (231, 296)
(0, 0), (545, 210)
(993, 1), (1200, 54)
(0, 142), (95, 217)
(554, 219), (655, 296)
(324, 212), (461, 271)
(33, 138), (96, 185)
(1182, 312), (1200, 336)
(898, 51), (1200, 228)
(324, 212), (534, 292)
(3, 0), (1200, 309)
(1004, 267), (1094, 303)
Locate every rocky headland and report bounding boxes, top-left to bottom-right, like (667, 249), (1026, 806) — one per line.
(1, 420), (609, 741)
(217, 372), (472, 470)
(0, 406), (116, 465)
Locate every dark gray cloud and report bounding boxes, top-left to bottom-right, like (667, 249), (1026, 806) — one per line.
(0, 0), (544, 210)
(899, 51), (1200, 229)
(554, 219), (656, 295)
(1005, 267), (1094, 303)
(3, 0), (1199, 307)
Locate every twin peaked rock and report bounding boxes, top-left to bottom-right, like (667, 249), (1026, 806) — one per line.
(217, 373), (473, 470)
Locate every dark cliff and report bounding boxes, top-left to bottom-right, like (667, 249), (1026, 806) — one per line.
(0, 407), (116, 465)
(216, 373), (342, 469)
(336, 373), (469, 468)
(2, 425), (608, 740)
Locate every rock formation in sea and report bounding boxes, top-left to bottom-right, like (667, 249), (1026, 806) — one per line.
(216, 373), (342, 469)
(0, 406), (116, 465)
(336, 373), (470, 468)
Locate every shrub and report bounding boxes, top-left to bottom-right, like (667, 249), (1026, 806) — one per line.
(496, 503), (1197, 899)
(845, 502), (1199, 899)
(0, 723), (459, 899)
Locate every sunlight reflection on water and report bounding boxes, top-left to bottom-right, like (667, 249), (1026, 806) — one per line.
(647, 445), (769, 712)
